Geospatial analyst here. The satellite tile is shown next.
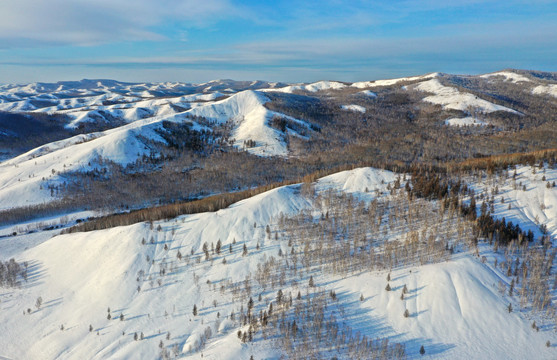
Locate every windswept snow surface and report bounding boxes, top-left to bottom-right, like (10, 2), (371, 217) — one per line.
(0, 167), (554, 359)
(413, 79), (520, 114)
(340, 104), (366, 113)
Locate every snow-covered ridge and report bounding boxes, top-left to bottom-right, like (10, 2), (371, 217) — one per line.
(186, 90), (311, 157)
(264, 80), (347, 93)
(352, 72), (440, 88)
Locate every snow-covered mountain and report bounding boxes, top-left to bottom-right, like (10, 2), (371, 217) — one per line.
(0, 70), (556, 359)
(0, 167), (555, 359)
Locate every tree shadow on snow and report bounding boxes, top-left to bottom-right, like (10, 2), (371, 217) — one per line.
(333, 287), (455, 358)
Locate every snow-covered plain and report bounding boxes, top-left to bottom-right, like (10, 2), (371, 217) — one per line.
(0, 167), (555, 359)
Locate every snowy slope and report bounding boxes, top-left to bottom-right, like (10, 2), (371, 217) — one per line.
(412, 79), (520, 114)
(340, 104), (366, 113)
(532, 84), (557, 98)
(0, 167), (554, 359)
(469, 165), (557, 242)
(480, 71), (532, 83)
(358, 89), (377, 97)
(444, 117), (487, 127)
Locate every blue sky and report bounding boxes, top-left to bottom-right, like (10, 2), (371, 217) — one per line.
(0, 0), (555, 83)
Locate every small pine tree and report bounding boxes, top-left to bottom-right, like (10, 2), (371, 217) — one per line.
(243, 244), (248, 256)
(403, 284), (408, 294)
(309, 276), (314, 287)
(404, 309), (410, 318)
(420, 345), (425, 355)
(120, 313), (124, 321)
(35, 296), (43, 310)
(546, 340), (551, 347)
(360, 294), (364, 302)
(193, 304), (198, 316)
(134, 332), (138, 340)
(140, 332), (144, 340)
(385, 283), (391, 291)
(507, 303), (513, 313)
(400, 292), (404, 300)
(107, 313), (112, 320)
(89, 324), (93, 332)
(387, 272), (391, 282)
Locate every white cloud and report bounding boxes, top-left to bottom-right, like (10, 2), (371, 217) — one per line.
(0, 0), (236, 47)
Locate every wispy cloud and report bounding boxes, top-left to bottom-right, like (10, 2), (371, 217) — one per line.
(0, 0), (237, 47)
